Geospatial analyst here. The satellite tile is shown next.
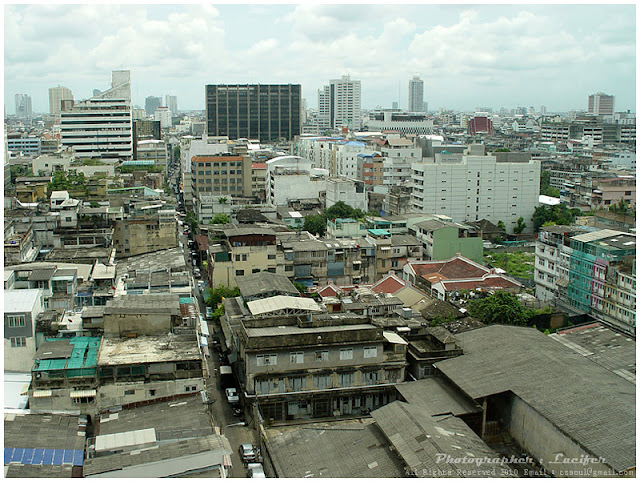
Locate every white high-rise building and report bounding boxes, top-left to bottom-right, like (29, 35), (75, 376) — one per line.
(318, 75), (362, 130)
(60, 70), (133, 160)
(411, 144), (540, 232)
(317, 85), (332, 132)
(165, 95), (178, 115)
(154, 106), (172, 129)
(48, 86), (74, 114)
(408, 75), (424, 112)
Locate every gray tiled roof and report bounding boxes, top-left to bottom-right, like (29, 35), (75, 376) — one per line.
(267, 419), (406, 478)
(236, 272), (299, 299)
(372, 401), (512, 478)
(396, 378), (480, 416)
(435, 325), (636, 473)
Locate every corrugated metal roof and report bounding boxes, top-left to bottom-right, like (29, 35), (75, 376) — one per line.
(247, 295), (321, 316)
(95, 428), (157, 452)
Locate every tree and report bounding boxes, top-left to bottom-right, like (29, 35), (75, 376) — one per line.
(173, 145), (180, 162)
(497, 220), (506, 232)
(185, 211), (199, 232)
(218, 197), (228, 204)
(513, 217), (527, 234)
(531, 204), (581, 232)
(468, 291), (534, 326)
(293, 282), (307, 295)
(494, 148), (511, 152)
(205, 284), (240, 307)
(210, 213), (230, 225)
(303, 214), (327, 236)
(539, 170), (560, 197)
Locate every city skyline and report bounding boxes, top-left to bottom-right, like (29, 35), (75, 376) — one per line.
(4, 4), (636, 114)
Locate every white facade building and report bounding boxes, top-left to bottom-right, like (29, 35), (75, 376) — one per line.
(4, 289), (44, 373)
(411, 144), (540, 232)
(364, 110), (434, 135)
(165, 95), (178, 115)
(154, 106), (172, 129)
(49, 86), (74, 115)
(325, 178), (367, 211)
(319, 75), (362, 130)
(60, 70), (132, 160)
(408, 75), (424, 112)
(266, 155), (328, 206)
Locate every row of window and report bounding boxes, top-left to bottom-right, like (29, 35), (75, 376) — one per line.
(7, 314), (26, 328)
(10, 336), (27, 347)
(256, 347), (378, 366)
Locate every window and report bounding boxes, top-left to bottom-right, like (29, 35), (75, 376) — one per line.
(288, 376), (306, 391)
(315, 350), (329, 362)
(124, 389), (135, 396)
(242, 254), (248, 261)
(7, 314), (26, 328)
(313, 374), (331, 389)
(385, 368), (401, 382)
(339, 348), (353, 360)
(363, 370), (380, 384)
(10, 337), (27, 348)
(257, 354), (277, 366)
(236, 269), (244, 276)
(290, 352), (304, 364)
(268, 254), (276, 260)
(338, 371), (354, 387)
(364, 346), (378, 359)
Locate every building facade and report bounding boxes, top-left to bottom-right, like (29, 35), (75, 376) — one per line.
(206, 84), (301, 141)
(408, 75), (424, 112)
(49, 86), (74, 115)
(588, 92), (614, 115)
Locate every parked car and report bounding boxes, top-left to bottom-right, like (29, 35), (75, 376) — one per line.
(247, 463), (266, 478)
(206, 306), (214, 319)
(239, 444), (258, 464)
(225, 387), (239, 404)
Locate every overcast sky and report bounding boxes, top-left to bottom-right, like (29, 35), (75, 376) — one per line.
(4, 3), (637, 115)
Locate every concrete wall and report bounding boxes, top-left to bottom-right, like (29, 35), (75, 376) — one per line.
(97, 377), (204, 409)
(508, 395), (616, 477)
(103, 313), (172, 337)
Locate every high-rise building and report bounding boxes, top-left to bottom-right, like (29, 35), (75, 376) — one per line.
(60, 70), (133, 160)
(48, 86), (74, 114)
(408, 74), (424, 112)
(316, 85), (332, 132)
(145, 96), (162, 116)
(165, 95), (178, 115)
(327, 75), (361, 130)
(468, 116), (494, 136)
(588, 92), (615, 115)
(206, 84), (301, 141)
(154, 106), (172, 129)
(15, 94), (32, 118)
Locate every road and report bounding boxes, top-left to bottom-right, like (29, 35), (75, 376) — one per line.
(179, 223), (259, 477)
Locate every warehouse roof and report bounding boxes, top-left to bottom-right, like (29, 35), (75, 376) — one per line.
(247, 295), (321, 316)
(236, 272), (299, 300)
(435, 325), (636, 473)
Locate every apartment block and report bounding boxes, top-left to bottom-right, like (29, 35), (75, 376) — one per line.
(411, 144), (540, 232)
(191, 153), (252, 198)
(49, 86), (74, 115)
(4, 288), (44, 372)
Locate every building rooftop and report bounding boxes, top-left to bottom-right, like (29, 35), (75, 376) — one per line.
(97, 334), (200, 366)
(409, 256), (490, 282)
(372, 401), (511, 478)
(104, 294), (181, 316)
(549, 322), (635, 384)
(236, 272), (299, 300)
(96, 395), (213, 440)
(27, 267), (56, 281)
(266, 419), (406, 478)
(247, 295), (322, 317)
(395, 377), (479, 417)
(33, 337), (101, 372)
(115, 248), (188, 276)
(4, 288), (41, 313)
(245, 323), (376, 338)
(435, 325), (636, 473)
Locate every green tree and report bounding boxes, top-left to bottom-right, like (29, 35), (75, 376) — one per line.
(468, 291), (534, 326)
(513, 217), (527, 234)
(540, 170), (560, 197)
(531, 204), (581, 232)
(205, 284), (240, 307)
(494, 148), (511, 152)
(303, 214), (327, 236)
(218, 197), (228, 204)
(293, 282), (307, 294)
(185, 211), (199, 232)
(325, 201), (358, 220)
(496, 220), (506, 232)
(209, 213), (230, 225)
(173, 145), (180, 162)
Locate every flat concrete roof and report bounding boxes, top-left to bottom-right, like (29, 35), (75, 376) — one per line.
(97, 335), (200, 366)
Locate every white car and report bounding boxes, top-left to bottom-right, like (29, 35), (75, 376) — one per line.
(225, 387), (239, 404)
(247, 463), (266, 478)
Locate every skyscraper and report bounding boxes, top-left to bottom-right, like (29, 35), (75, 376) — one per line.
(48, 86), (74, 114)
(408, 74), (424, 112)
(206, 84), (301, 141)
(318, 75), (362, 130)
(15, 94), (32, 118)
(60, 70), (133, 159)
(165, 95), (178, 115)
(588, 92), (614, 115)
(145, 96), (162, 116)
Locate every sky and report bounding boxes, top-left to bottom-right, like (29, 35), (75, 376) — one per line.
(3, 3), (637, 115)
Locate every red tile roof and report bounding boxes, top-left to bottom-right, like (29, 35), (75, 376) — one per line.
(437, 274), (522, 292)
(409, 256), (489, 281)
(252, 163), (267, 169)
(371, 274), (405, 294)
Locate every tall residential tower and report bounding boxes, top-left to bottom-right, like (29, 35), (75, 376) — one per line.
(49, 86), (74, 114)
(408, 74), (424, 112)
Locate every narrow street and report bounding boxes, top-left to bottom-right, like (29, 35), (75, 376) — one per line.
(178, 223), (260, 477)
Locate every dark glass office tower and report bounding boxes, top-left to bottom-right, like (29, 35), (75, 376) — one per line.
(206, 84), (301, 141)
